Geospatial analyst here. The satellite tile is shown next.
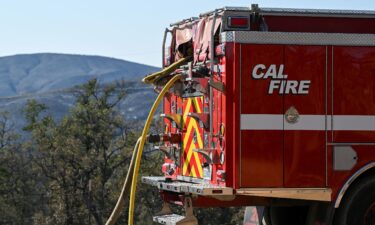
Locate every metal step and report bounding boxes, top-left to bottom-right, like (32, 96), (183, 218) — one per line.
(153, 197), (198, 225)
(153, 214), (198, 225)
(153, 214), (186, 225)
(141, 176), (166, 187)
(187, 183), (233, 195)
(142, 176), (233, 196)
(160, 181), (190, 193)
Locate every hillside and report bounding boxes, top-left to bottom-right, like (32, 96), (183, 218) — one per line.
(0, 53), (158, 97)
(0, 53), (160, 128)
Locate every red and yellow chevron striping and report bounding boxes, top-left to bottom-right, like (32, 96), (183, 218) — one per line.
(182, 97), (204, 178)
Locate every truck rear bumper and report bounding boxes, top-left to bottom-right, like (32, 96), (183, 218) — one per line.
(142, 176), (332, 202)
(142, 176), (234, 196)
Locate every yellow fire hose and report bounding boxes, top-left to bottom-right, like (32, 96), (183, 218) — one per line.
(105, 137), (141, 225)
(105, 56), (186, 225)
(128, 74), (183, 225)
(142, 58), (188, 84)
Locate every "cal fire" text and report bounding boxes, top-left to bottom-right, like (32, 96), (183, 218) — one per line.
(252, 64), (311, 94)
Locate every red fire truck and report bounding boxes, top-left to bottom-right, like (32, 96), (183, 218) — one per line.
(142, 5), (375, 225)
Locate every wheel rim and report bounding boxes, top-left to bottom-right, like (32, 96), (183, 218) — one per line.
(365, 202), (375, 225)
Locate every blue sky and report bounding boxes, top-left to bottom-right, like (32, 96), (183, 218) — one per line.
(1, 0), (374, 67)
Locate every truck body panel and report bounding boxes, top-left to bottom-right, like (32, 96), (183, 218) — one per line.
(144, 7), (375, 224)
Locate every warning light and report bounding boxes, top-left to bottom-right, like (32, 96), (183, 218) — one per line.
(227, 16), (249, 28)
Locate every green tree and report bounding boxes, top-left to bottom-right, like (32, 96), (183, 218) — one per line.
(0, 112), (43, 225)
(3, 77), (246, 225)
(24, 79), (136, 225)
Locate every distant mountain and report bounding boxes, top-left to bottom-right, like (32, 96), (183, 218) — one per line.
(0, 53), (159, 97)
(0, 53), (160, 129)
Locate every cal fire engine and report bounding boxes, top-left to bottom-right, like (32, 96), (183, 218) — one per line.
(109, 5), (375, 225)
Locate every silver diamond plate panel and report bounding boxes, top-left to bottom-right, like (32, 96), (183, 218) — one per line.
(153, 214), (185, 225)
(176, 175), (205, 184)
(142, 176), (233, 196)
(221, 31), (375, 46)
(142, 176), (166, 187)
(159, 182), (188, 193)
(220, 32), (234, 43)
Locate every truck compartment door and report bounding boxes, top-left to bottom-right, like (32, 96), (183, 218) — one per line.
(283, 46), (327, 187)
(240, 44), (284, 187)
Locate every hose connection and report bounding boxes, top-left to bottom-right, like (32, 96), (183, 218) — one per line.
(147, 133), (181, 144)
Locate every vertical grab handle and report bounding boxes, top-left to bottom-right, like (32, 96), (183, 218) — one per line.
(209, 12), (217, 146)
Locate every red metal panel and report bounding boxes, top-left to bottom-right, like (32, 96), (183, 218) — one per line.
(329, 46), (375, 198)
(216, 55), (227, 186)
(240, 44), (284, 188)
(162, 93), (181, 178)
(222, 42), (236, 188)
(264, 16), (375, 34)
(283, 46), (326, 187)
(327, 46), (334, 187)
(233, 43), (242, 189)
(211, 56), (226, 185)
(223, 42), (243, 189)
(330, 145), (375, 200)
(333, 46), (375, 142)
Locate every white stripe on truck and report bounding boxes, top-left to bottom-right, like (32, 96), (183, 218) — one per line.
(240, 114), (375, 131)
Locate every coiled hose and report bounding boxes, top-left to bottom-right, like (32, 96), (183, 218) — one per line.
(142, 58), (188, 84)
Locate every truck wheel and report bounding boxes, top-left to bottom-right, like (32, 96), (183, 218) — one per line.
(269, 206), (308, 225)
(334, 175), (375, 225)
(263, 207), (272, 225)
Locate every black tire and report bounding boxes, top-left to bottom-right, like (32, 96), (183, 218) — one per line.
(269, 206), (308, 225)
(334, 175), (375, 225)
(263, 207), (272, 225)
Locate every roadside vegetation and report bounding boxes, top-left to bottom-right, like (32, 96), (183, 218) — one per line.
(0, 79), (243, 225)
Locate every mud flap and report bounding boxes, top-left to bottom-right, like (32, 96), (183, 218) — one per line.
(243, 207), (265, 225)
